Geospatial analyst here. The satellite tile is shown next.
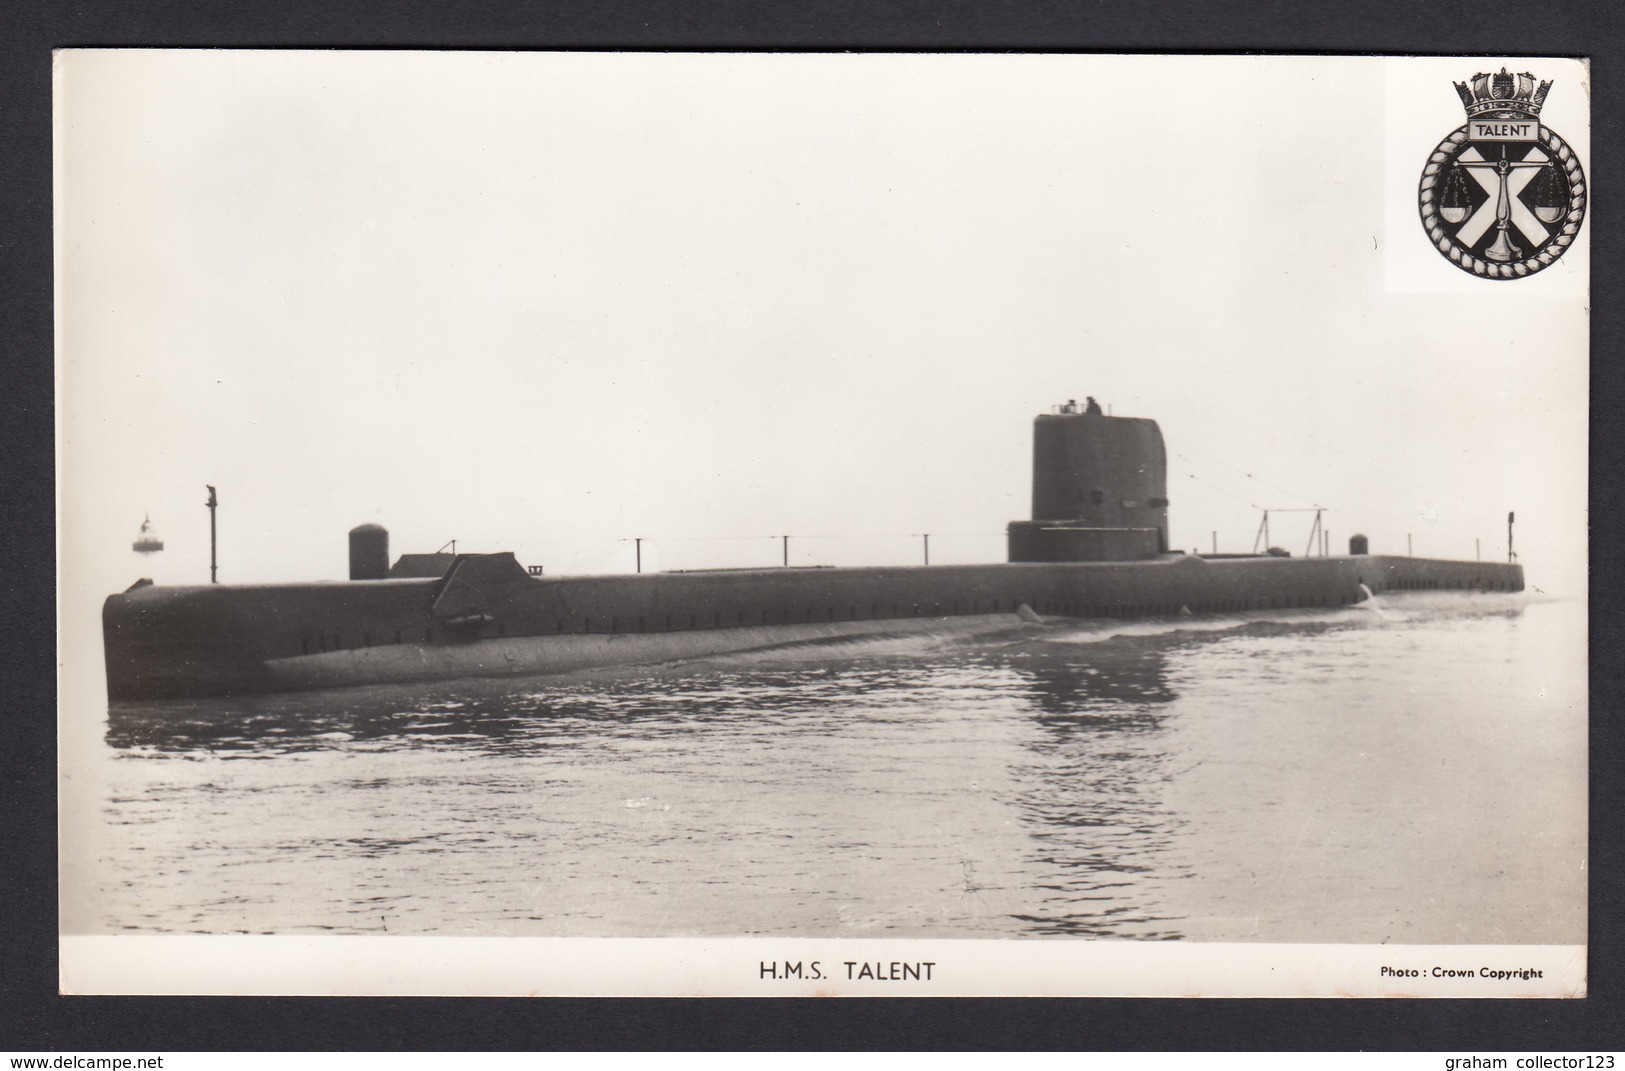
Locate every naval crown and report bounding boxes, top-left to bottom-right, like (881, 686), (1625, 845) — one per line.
(1453, 67), (1551, 121)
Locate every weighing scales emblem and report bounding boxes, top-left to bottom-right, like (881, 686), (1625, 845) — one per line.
(1418, 68), (1586, 279)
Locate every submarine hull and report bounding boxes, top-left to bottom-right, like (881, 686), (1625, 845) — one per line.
(102, 553), (1524, 700)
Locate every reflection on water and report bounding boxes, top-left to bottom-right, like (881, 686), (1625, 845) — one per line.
(77, 594), (1586, 943)
(1011, 648), (1183, 938)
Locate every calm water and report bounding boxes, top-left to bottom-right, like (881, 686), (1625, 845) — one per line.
(65, 593), (1587, 942)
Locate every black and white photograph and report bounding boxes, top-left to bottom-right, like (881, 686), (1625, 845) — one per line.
(55, 51), (1589, 997)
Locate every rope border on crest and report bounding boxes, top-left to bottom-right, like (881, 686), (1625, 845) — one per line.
(1418, 124), (1587, 279)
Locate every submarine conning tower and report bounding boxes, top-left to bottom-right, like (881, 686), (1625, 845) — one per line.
(1007, 406), (1169, 563)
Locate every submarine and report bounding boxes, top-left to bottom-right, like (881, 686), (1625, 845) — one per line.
(102, 406), (1524, 700)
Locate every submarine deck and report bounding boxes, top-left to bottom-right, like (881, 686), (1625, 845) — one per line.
(103, 553), (1523, 699)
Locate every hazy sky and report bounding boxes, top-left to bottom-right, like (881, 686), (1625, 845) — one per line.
(57, 53), (1589, 604)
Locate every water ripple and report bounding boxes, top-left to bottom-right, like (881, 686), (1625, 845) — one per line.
(73, 596), (1586, 944)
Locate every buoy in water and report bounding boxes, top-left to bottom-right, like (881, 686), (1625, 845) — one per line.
(132, 514), (164, 554)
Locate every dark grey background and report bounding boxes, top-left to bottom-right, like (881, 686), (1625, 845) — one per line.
(5, 0), (1620, 1050)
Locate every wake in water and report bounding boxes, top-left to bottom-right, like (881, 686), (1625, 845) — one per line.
(662, 615), (1043, 669)
(999, 589), (1535, 654)
(652, 589), (1535, 671)
(1354, 582), (1389, 619)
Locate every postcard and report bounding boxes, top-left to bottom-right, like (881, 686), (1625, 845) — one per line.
(56, 51), (1588, 997)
